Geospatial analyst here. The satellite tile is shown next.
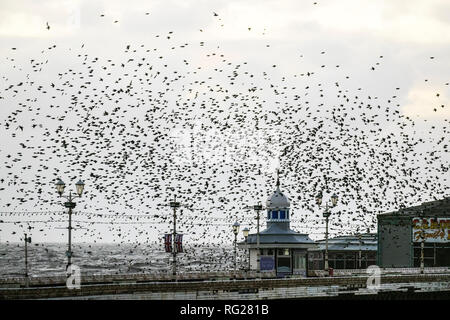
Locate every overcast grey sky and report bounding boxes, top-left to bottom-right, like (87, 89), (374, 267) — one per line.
(0, 0), (449, 244)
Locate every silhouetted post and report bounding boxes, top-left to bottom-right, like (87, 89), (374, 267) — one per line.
(243, 203), (265, 277)
(358, 233), (362, 269)
(254, 204), (263, 277)
(67, 193), (74, 268)
(169, 197), (180, 280)
(420, 229), (425, 274)
(232, 222), (240, 279)
(419, 210), (425, 274)
(316, 192), (338, 273)
(242, 227), (250, 271)
(24, 233), (31, 287)
(323, 204), (331, 271)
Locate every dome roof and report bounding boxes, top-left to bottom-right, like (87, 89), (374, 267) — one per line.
(266, 186), (290, 208)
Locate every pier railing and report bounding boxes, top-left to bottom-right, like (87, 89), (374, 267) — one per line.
(307, 267), (450, 277)
(1, 267), (450, 288)
(2, 273), (450, 300)
(0, 270), (277, 287)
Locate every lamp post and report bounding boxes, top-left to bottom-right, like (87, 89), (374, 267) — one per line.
(358, 232), (362, 269)
(252, 204), (263, 276)
(242, 227), (250, 271)
(316, 191), (338, 272)
(232, 221), (240, 278)
(419, 210), (426, 274)
(55, 178), (85, 272)
(243, 204), (265, 277)
(169, 196), (181, 281)
(24, 233), (31, 287)
(419, 228), (426, 274)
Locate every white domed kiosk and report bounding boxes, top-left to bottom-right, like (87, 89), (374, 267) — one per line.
(238, 171), (315, 277)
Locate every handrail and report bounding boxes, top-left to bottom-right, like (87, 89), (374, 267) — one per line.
(1, 267), (448, 285)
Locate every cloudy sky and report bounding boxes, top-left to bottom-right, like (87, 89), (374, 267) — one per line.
(0, 0), (449, 244)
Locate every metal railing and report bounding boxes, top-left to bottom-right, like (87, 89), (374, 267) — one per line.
(308, 267), (450, 277)
(2, 267), (450, 287)
(0, 270), (277, 287)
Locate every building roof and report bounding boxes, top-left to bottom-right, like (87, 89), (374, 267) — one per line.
(378, 196), (450, 218)
(309, 233), (378, 252)
(238, 223), (315, 246)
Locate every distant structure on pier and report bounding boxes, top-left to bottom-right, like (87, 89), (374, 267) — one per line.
(308, 233), (377, 271)
(238, 176), (315, 277)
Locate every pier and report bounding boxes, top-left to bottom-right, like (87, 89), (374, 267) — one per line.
(1, 269), (450, 300)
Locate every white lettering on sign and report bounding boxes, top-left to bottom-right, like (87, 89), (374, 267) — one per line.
(412, 218), (450, 243)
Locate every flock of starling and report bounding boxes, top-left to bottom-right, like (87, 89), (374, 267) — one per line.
(0, 7), (448, 272)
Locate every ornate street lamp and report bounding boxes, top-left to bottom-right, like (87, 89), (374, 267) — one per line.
(163, 194), (193, 281)
(316, 191), (338, 273)
(331, 193), (338, 207)
(242, 227), (250, 271)
(55, 178), (85, 272)
(316, 191), (323, 206)
(75, 180), (85, 197)
(56, 178), (65, 196)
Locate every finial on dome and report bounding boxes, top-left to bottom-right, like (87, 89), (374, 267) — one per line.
(266, 168), (290, 209)
(276, 168), (280, 189)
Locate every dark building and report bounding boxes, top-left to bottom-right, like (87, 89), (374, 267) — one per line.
(377, 197), (450, 268)
(308, 233), (377, 270)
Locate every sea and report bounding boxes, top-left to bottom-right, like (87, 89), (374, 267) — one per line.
(0, 243), (240, 278)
